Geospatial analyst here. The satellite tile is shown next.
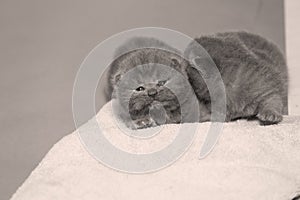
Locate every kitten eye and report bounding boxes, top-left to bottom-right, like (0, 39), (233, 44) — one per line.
(157, 80), (167, 86)
(135, 86), (145, 91)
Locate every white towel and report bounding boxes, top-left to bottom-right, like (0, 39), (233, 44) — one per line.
(11, 101), (300, 200)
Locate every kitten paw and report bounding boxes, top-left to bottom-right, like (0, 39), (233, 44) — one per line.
(257, 110), (283, 125)
(134, 118), (157, 129)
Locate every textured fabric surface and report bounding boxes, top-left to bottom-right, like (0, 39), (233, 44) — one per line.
(11, 101), (300, 200)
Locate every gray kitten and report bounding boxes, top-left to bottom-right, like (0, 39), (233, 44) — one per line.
(106, 37), (203, 129)
(106, 31), (288, 128)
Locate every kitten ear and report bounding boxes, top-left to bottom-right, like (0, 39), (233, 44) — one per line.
(170, 57), (190, 79)
(113, 73), (122, 85)
(170, 57), (183, 72)
(171, 57), (180, 67)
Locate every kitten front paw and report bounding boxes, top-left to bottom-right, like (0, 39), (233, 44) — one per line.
(133, 118), (157, 129)
(257, 110), (283, 125)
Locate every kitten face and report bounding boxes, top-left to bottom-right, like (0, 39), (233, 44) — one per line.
(114, 64), (188, 129)
(128, 80), (181, 128)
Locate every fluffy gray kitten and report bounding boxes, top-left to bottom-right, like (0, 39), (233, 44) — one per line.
(106, 37), (201, 129)
(106, 31), (288, 128)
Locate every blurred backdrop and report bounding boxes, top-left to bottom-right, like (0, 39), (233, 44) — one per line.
(0, 0), (286, 199)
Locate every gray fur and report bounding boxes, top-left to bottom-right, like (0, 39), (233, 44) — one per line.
(107, 31), (288, 128)
(106, 37), (199, 129)
(185, 31), (288, 125)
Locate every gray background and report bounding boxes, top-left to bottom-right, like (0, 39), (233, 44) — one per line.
(0, 0), (285, 199)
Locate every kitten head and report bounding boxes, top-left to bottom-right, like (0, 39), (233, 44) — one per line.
(114, 62), (191, 129)
(108, 38), (197, 129)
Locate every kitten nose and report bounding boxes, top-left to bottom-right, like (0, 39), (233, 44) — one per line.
(147, 88), (157, 96)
